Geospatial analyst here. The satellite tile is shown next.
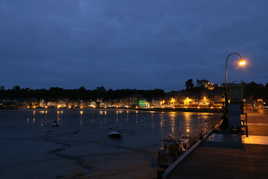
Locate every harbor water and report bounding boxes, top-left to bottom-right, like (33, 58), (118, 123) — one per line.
(0, 109), (220, 179)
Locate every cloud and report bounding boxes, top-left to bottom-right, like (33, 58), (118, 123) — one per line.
(0, 0), (268, 89)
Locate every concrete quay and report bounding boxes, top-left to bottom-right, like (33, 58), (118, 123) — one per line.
(167, 111), (268, 179)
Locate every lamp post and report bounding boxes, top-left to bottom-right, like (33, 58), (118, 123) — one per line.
(224, 52), (242, 84)
(223, 52), (248, 129)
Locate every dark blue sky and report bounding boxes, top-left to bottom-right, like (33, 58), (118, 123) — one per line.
(0, 0), (267, 90)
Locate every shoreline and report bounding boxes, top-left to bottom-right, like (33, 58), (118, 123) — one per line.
(122, 107), (223, 113)
(0, 107), (223, 113)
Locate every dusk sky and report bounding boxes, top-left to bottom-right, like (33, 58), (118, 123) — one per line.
(0, 0), (267, 90)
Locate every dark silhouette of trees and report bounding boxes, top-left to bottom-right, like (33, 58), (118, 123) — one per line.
(79, 86), (86, 91)
(196, 79), (209, 88)
(0, 86), (5, 91)
(185, 79), (194, 90)
(243, 81), (267, 100)
(12, 85), (21, 91)
(0, 81), (267, 103)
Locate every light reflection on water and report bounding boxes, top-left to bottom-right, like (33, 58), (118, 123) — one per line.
(183, 112), (192, 137)
(23, 109), (220, 140)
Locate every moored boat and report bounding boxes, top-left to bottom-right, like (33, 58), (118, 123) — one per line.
(108, 131), (121, 139)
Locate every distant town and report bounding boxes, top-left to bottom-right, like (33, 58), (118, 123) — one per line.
(0, 79), (267, 112)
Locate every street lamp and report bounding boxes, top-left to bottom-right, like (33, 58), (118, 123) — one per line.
(237, 59), (248, 68)
(225, 52), (249, 83)
(223, 52), (249, 129)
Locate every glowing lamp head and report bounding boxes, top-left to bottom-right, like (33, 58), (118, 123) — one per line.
(237, 59), (248, 68)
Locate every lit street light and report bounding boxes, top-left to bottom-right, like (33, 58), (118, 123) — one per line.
(237, 59), (248, 68)
(223, 52), (249, 129)
(224, 52), (249, 84)
(224, 52), (249, 88)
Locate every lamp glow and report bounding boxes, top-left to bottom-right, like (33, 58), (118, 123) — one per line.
(237, 59), (248, 68)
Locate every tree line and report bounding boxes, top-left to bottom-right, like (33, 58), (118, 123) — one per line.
(184, 79), (268, 101)
(0, 86), (165, 101)
(0, 79), (267, 102)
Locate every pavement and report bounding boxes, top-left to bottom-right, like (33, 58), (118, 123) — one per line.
(168, 110), (268, 179)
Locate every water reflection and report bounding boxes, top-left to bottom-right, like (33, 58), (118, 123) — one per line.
(183, 112), (192, 137)
(26, 117), (30, 124)
(186, 128), (190, 133)
(168, 112), (177, 137)
(199, 113), (210, 135)
(126, 110), (129, 121)
(80, 110), (84, 115)
(99, 110), (107, 115)
(80, 112), (83, 126)
(57, 110), (64, 115)
(116, 111), (119, 121)
(23, 109), (219, 143)
(56, 113), (61, 121)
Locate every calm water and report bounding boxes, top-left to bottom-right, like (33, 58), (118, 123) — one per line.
(0, 109), (220, 179)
